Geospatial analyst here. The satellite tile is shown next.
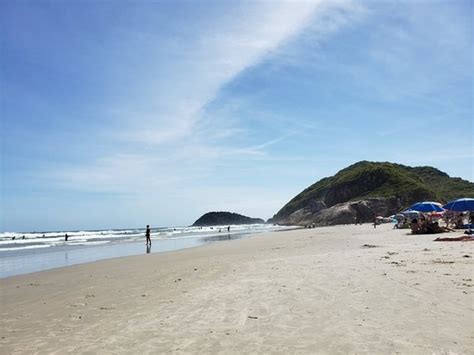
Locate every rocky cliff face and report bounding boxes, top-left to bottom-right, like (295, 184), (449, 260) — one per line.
(276, 197), (402, 226)
(270, 161), (474, 226)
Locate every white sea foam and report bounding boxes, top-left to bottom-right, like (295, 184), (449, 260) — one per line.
(0, 224), (287, 252)
(0, 244), (53, 252)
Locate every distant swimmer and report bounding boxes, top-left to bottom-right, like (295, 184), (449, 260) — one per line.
(146, 225), (151, 246)
(12, 236), (15, 240)
(65, 234), (69, 241)
(227, 226), (230, 232)
(22, 235), (25, 240)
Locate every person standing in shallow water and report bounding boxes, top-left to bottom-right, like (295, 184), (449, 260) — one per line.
(145, 225), (151, 246)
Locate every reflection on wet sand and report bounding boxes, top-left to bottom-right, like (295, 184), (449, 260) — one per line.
(202, 233), (249, 243)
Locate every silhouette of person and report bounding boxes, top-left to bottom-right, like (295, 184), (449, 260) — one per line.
(146, 225), (151, 246)
(227, 226), (230, 232)
(65, 234), (69, 241)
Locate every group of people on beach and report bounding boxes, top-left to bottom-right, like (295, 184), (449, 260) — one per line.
(409, 213), (471, 235)
(410, 218), (452, 234)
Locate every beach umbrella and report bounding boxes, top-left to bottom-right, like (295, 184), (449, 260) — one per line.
(409, 201), (444, 213)
(400, 209), (421, 218)
(443, 198), (474, 212)
(401, 209), (420, 215)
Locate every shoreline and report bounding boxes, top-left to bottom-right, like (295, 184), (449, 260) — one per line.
(1, 224), (473, 353)
(0, 226), (280, 279)
(0, 230), (254, 281)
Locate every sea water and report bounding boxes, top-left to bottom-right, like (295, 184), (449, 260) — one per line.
(0, 224), (288, 278)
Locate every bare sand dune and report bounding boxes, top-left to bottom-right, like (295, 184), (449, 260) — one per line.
(1, 224), (473, 353)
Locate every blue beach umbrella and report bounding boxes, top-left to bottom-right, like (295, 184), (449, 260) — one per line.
(409, 201), (444, 213)
(443, 198), (474, 212)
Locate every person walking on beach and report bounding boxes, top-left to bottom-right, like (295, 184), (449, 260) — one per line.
(145, 225), (151, 246)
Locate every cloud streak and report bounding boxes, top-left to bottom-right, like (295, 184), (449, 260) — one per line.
(52, 0), (363, 193)
(116, 0), (326, 145)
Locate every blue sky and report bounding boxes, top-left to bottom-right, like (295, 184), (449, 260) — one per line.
(1, 0), (472, 231)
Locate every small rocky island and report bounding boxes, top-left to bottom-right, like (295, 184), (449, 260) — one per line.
(192, 212), (265, 226)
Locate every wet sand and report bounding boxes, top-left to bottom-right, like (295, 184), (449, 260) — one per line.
(1, 224), (473, 353)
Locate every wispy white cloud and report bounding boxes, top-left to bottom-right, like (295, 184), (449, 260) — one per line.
(112, 1), (327, 145)
(52, 0), (363, 193)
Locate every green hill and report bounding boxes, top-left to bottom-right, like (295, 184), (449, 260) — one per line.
(193, 212), (265, 226)
(271, 161), (473, 223)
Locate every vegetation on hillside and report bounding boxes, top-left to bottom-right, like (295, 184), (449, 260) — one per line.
(272, 161), (474, 221)
(193, 212), (264, 226)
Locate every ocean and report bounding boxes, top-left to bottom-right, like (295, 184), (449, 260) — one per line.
(0, 224), (289, 278)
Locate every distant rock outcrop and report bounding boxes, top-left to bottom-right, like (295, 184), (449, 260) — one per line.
(270, 161), (474, 226)
(192, 212), (265, 226)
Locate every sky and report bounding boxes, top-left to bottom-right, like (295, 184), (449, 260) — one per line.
(1, 0), (473, 232)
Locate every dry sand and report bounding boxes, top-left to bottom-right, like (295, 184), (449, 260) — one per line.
(1, 224), (473, 354)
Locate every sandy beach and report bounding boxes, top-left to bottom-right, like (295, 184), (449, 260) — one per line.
(1, 224), (473, 354)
